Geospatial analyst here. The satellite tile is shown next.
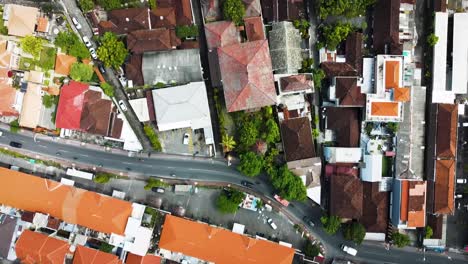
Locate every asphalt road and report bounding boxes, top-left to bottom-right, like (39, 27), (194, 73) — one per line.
(1, 127), (467, 263)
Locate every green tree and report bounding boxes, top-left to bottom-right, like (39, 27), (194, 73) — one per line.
(97, 32), (128, 68)
(68, 41), (90, 59)
(42, 48), (57, 71)
(20, 35), (43, 58)
(144, 124), (162, 151)
(238, 151), (264, 177)
(343, 222), (366, 245)
(222, 0), (245, 25)
(70, 63), (94, 82)
(424, 226), (433, 239)
(386, 122), (399, 133)
(55, 31), (89, 59)
(148, 0), (156, 9)
(96, 0), (122, 10)
(264, 148), (279, 174)
(270, 165), (307, 201)
(98, 242), (113, 253)
(221, 133), (236, 152)
(93, 172), (116, 184)
(312, 68), (325, 90)
(320, 215), (341, 235)
(9, 120), (20, 133)
(239, 119), (259, 148)
(175, 25), (199, 39)
(216, 188), (245, 214)
(303, 240), (320, 258)
(144, 178), (169, 190)
(392, 232), (410, 248)
(100, 82), (114, 97)
(317, 0), (376, 19)
(427, 33), (439, 47)
(262, 118), (280, 144)
(42, 94), (58, 108)
(79, 0), (95, 12)
(321, 22), (353, 50)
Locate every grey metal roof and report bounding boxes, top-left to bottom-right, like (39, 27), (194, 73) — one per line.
(268, 21), (303, 74)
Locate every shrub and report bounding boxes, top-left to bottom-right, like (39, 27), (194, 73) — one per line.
(216, 188), (245, 214)
(100, 82), (114, 97)
(93, 172), (117, 184)
(9, 120), (20, 133)
(144, 178), (169, 190)
(320, 215), (341, 235)
(144, 124), (162, 151)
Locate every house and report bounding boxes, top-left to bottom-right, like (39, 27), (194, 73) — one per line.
(98, 8), (151, 35)
(391, 179), (426, 228)
(157, 0), (194, 26)
(125, 253), (162, 264)
(276, 74), (314, 120)
(126, 28), (180, 54)
(435, 104), (457, 158)
(204, 21), (239, 50)
(287, 157), (322, 205)
(129, 98), (151, 122)
(243, 0), (262, 17)
(218, 40), (276, 112)
(125, 54), (144, 86)
(56, 81), (123, 138)
(345, 32), (363, 75)
(0, 76), (20, 117)
(201, 0), (222, 22)
(329, 174), (363, 219)
(36, 16), (50, 33)
(362, 182), (389, 236)
(324, 147), (362, 164)
(142, 49), (202, 85)
(328, 77), (366, 107)
(244, 16), (265, 41)
(18, 82), (42, 129)
(360, 154), (383, 182)
(55, 54), (77, 76)
(324, 107), (360, 147)
(321, 62), (357, 78)
(280, 117), (315, 162)
(432, 160), (455, 215)
(15, 230), (69, 264)
(4, 4), (39, 37)
(261, 0), (305, 23)
(151, 7), (177, 28)
(73, 245), (122, 264)
(151, 82), (214, 145)
(158, 215), (295, 264)
(0, 214), (17, 260)
(372, 0), (401, 55)
(268, 21), (303, 74)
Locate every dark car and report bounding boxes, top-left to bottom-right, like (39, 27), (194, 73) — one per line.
(9, 141), (22, 148)
(303, 216), (315, 227)
(98, 64), (106, 74)
(241, 180), (254, 188)
(151, 187), (165, 193)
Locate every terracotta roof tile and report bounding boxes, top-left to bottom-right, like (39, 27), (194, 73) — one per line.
(159, 215), (295, 264)
(279, 74), (312, 93)
(15, 230), (69, 264)
(373, 0), (401, 55)
(36, 17), (49, 33)
(407, 181), (426, 227)
(0, 82), (19, 117)
(125, 54), (144, 86)
(99, 8), (150, 35)
(385, 60), (400, 89)
(434, 160), (455, 214)
(55, 54), (77, 76)
(280, 117), (315, 162)
(150, 7), (176, 28)
(80, 90), (113, 136)
(127, 29), (179, 54)
(261, 0), (305, 22)
(56, 81), (88, 129)
(158, 0), (193, 26)
(244, 16), (265, 41)
(330, 174), (363, 219)
(436, 104), (457, 158)
(321, 62), (357, 78)
(126, 253), (161, 264)
(394, 87), (410, 102)
(361, 182), (389, 232)
(325, 107), (360, 147)
(73, 245), (121, 264)
(345, 32), (362, 74)
(243, 0), (262, 17)
(204, 21), (238, 49)
(335, 77), (366, 106)
(370, 102), (399, 117)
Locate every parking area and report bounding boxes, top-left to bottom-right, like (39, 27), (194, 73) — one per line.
(157, 128), (211, 157)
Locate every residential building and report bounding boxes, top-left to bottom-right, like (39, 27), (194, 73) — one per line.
(36, 16), (50, 33)
(362, 182), (389, 238)
(73, 245), (122, 264)
(218, 40), (277, 112)
(55, 54), (77, 76)
(329, 174), (363, 219)
(151, 82), (214, 145)
(18, 82), (42, 129)
(321, 62), (357, 78)
(280, 117), (315, 162)
(15, 230), (70, 264)
(276, 74), (314, 121)
(324, 147), (362, 164)
(125, 253), (162, 264)
(3, 4), (39, 37)
(268, 21), (303, 74)
(360, 154), (383, 182)
(261, 0), (305, 23)
(129, 98), (151, 122)
(287, 157), (322, 205)
(345, 32), (363, 75)
(0, 69), (21, 117)
(0, 214), (17, 260)
(244, 16), (265, 41)
(158, 0), (194, 26)
(372, 0), (401, 55)
(126, 28), (180, 54)
(328, 77), (366, 107)
(158, 215), (295, 264)
(125, 54), (144, 86)
(243, 0), (262, 17)
(204, 21), (239, 50)
(201, 0), (222, 22)
(324, 107), (360, 147)
(391, 179), (426, 229)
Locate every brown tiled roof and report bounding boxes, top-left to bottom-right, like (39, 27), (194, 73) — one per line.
(361, 182), (389, 233)
(125, 54), (144, 86)
(47, 217), (62, 230)
(55, 54), (77, 76)
(434, 0), (447, 12)
(99, 8), (150, 35)
(145, 90), (157, 121)
(330, 174), (363, 219)
(261, 0), (305, 23)
(244, 16), (265, 41)
(80, 90), (112, 136)
(280, 117), (315, 162)
(127, 28), (180, 54)
(407, 181), (426, 227)
(325, 107), (360, 147)
(158, 0), (193, 26)
(21, 211), (35, 222)
(180, 40), (199, 49)
(345, 32), (362, 74)
(335, 77), (365, 106)
(434, 160), (455, 215)
(321, 62), (357, 78)
(280, 74), (313, 93)
(373, 0), (402, 55)
(110, 113), (123, 139)
(150, 7), (177, 28)
(0, 213), (16, 259)
(427, 214), (443, 239)
(436, 104), (457, 158)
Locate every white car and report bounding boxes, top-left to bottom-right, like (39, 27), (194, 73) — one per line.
(89, 48), (97, 59)
(118, 100), (127, 111)
(71, 17), (82, 30)
(341, 245), (357, 256)
(82, 36), (92, 47)
(457, 178), (467, 184)
(183, 133), (190, 145)
(267, 218), (277, 230)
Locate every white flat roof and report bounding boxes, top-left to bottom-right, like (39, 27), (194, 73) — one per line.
(451, 13), (468, 95)
(119, 113), (143, 152)
(129, 98), (150, 122)
(361, 154), (383, 182)
(232, 223), (245, 234)
(432, 12), (448, 98)
(324, 147), (362, 163)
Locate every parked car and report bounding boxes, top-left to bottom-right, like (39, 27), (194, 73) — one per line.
(241, 180), (254, 188)
(71, 17), (82, 30)
(98, 64), (106, 74)
(457, 178), (467, 184)
(0, 131), (3, 136)
(89, 47), (97, 59)
(455, 194), (463, 199)
(267, 218), (277, 230)
(82, 36), (92, 47)
(152, 187), (165, 193)
(9, 141), (22, 148)
(183, 133), (190, 144)
(341, 245), (358, 256)
(303, 216), (315, 227)
(118, 100), (127, 111)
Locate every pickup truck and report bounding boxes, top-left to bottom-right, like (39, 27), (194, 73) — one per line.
(341, 245), (357, 256)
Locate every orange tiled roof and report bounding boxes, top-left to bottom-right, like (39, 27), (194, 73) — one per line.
(407, 181), (426, 227)
(370, 101), (399, 117)
(36, 17), (49, 32)
(0, 40), (12, 67)
(434, 160), (455, 214)
(125, 253), (161, 264)
(400, 180), (409, 221)
(55, 54), (77, 75)
(394, 87), (410, 102)
(0, 167), (133, 235)
(385, 60), (400, 89)
(159, 215), (295, 264)
(73, 245), (122, 264)
(15, 230), (70, 264)
(0, 82), (19, 117)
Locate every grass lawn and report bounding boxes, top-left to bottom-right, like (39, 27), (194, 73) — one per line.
(19, 57), (37, 71)
(39, 47), (57, 71)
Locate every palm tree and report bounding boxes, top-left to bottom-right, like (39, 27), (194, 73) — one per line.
(221, 134), (236, 152)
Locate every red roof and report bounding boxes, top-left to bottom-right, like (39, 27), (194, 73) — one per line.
(125, 253), (161, 264)
(73, 245), (121, 264)
(218, 40), (276, 112)
(15, 230), (69, 264)
(56, 81), (88, 129)
(244, 16), (265, 41)
(204, 21), (238, 49)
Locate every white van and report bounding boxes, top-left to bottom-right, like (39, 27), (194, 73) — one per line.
(267, 218), (277, 230)
(457, 178), (467, 184)
(341, 245), (357, 256)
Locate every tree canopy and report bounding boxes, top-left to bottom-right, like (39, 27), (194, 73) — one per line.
(70, 62), (94, 82)
(304, 240), (320, 258)
(222, 0), (245, 26)
(100, 82), (114, 97)
(427, 33), (439, 47)
(20, 35), (44, 58)
(424, 226), (433, 239)
(144, 124), (162, 151)
(221, 133), (236, 152)
(238, 119), (259, 149)
(343, 222), (366, 245)
(55, 31), (90, 59)
(216, 188), (245, 214)
(97, 32), (128, 68)
(175, 25), (199, 39)
(321, 22), (353, 51)
(270, 165), (307, 201)
(78, 0), (94, 12)
(320, 215), (341, 235)
(392, 232), (410, 248)
(262, 118), (280, 144)
(96, 0), (122, 10)
(238, 151), (264, 177)
(317, 0), (376, 19)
